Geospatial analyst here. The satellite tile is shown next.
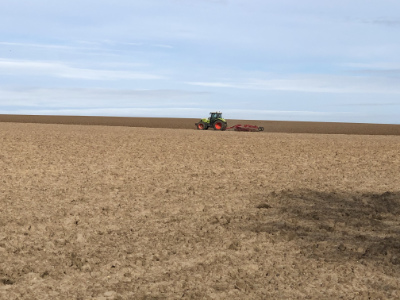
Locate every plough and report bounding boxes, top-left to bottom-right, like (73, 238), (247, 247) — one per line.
(226, 124), (264, 132)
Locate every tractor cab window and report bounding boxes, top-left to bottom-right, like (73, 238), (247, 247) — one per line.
(211, 113), (221, 120)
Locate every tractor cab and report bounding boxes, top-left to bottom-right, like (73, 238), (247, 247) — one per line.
(209, 112), (223, 123)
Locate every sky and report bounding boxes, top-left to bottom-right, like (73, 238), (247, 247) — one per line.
(1, 0), (400, 124)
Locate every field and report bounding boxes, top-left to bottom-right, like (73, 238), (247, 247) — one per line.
(1, 117), (400, 299)
(1, 114), (400, 135)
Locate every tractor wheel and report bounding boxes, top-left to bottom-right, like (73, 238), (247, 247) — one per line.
(213, 120), (227, 131)
(197, 122), (207, 130)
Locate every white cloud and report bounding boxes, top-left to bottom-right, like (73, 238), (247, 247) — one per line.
(0, 42), (78, 50)
(0, 87), (205, 108)
(0, 59), (164, 80)
(187, 74), (400, 94)
(1, 87), (398, 124)
(365, 18), (400, 27)
(0, 107), (201, 118)
(152, 44), (174, 49)
(343, 62), (400, 69)
(187, 82), (235, 88)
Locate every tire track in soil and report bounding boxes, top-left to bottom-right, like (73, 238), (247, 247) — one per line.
(215, 189), (400, 296)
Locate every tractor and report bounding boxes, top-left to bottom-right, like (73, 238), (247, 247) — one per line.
(195, 112), (227, 130)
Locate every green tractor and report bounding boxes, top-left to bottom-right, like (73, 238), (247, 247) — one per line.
(195, 111), (227, 131)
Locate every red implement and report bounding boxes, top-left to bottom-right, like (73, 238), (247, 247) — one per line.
(226, 124), (264, 132)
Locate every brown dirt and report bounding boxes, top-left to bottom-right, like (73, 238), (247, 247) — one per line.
(1, 114), (400, 135)
(1, 120), (400, 299)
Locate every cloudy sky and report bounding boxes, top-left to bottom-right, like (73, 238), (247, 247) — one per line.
(1, 0), (400, 123)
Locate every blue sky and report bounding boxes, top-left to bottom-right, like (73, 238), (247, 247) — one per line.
(1, 0), (400, 123)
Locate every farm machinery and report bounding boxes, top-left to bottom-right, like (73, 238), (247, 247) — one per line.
(195, 112), (264, 132)
(195, 112), (227, 130)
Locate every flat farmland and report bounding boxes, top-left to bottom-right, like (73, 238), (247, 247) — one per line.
(1, 114), (400, 135)
(1, 121), (400, 299)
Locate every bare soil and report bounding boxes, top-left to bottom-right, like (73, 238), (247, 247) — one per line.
(1, 119), (400, 299)
(1, 114), (400, 135)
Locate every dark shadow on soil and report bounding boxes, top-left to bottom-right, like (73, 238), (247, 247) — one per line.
(236, 190), (400, 267)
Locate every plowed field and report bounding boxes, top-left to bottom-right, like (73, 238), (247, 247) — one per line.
(1, 120), (400, 299)
(1, 114), (400, 135)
